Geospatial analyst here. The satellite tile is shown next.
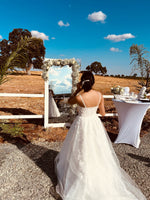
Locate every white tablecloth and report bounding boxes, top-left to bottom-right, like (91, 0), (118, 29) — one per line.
(113, 99), (150, 148)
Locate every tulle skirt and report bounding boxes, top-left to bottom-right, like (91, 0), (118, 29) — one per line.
(55, 115), (146, 200)
(49, 96), (60, 118)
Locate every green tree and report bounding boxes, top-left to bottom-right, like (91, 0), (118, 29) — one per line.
(130, 44), (150, 91)
(143, 58), (150, 88)
(130, 44), (147, 78)
(86, 61), (107, 75)
(132, 73), (137, 78)
(0, 37), (32, 141)
(0, 37), (39, 85)
(0, 28), (45, 74)
(0, 65), (8, 85)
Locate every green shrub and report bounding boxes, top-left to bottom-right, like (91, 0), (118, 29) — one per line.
(0, 123), (24, 138)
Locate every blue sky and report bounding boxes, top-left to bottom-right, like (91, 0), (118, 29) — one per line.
(0, 0), (150, 75)
(48, 66), (72, 94)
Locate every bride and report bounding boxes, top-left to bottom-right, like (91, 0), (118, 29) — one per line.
(55, 71), (146, 200)
(49, 89), (60, 118)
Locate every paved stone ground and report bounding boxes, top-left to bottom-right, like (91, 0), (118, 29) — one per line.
(0, 133), (150, 200)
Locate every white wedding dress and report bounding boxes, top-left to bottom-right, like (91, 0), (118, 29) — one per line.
(49, 92), (60, 118)
(55, 95), (146, 200)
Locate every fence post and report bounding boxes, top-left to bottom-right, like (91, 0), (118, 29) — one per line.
(44, 80), (49, 128)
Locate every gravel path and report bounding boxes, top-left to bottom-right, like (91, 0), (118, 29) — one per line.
(0, 134), (150, 200)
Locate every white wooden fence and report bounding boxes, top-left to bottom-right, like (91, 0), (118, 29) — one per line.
(0, 93), (44, 119)
(0, 93), (117, 128)
(99, 95), (118, 117)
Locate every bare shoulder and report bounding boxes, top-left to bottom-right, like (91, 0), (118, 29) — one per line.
(92, 90), (102, 96)
(93, 90), (103, 103)
(76, 94), (81, 101)
(76, 94), (85, 107)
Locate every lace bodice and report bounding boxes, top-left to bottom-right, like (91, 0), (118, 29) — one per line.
(78, 106), (98, 117)
(77, 93), (100, 117)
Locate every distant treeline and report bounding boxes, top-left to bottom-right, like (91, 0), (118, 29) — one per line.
(103, 74), (144, 80)
(97, 74), (149, 80)
(80, 71), (149, 80)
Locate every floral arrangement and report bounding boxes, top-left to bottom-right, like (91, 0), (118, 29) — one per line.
(111, 85), (124, 95)
(41, 58), (80, 114)
(42, 58), (80, 93)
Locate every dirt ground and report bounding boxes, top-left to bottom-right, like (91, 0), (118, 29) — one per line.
(0, 71), (149, 144)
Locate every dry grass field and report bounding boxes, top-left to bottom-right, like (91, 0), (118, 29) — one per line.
(0, 71), (149, 144)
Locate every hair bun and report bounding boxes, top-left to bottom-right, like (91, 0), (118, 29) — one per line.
(81, 71), (95, 92)
(82, 79), (90, 86)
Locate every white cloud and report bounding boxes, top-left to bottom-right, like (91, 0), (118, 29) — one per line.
(104, 33), (135, 42)
(31, 30), (49, 40)
(51, 79), (61, 85)
(63, 71), (72, 88)
(54, 73), (71, 89)
(51, 37), (55, 40)
(49, 66), (72, 93)
(49, 68), (60, 76)
(58, 20), (70, 27)
(88, 11), (107, 23)
(64, 79), (72, 88)
(44, 58), (50, 61)
(54, 79), (71, 90)
(65, 73), (71, 80)
(0, 35), (2, 40)
(110, 47), (122, 52)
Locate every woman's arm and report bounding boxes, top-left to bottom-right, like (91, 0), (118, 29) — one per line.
(98, 94), (105, 116)
(68, 82), (82, 105)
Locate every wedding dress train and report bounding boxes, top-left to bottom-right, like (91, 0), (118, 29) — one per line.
(55, 95), (146, 200)
(49, 93), (60, 118)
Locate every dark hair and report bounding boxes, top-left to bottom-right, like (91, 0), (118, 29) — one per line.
(81, 71), (95, 92)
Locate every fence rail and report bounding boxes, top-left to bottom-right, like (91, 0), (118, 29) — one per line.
(0, 93), (44, 98)
(102, 95), (118, 117)
(0, 93), (117, 124)
(0, 93), (44, 120)
(0, 115), (43, 119)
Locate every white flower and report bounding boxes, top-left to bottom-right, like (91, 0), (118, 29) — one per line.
(46, 66), (49, 70)
(69, 58), (76, 65)
(111, 85), (124, 94)
(72, 64), (77, 71)
(71, 72), (78, 77)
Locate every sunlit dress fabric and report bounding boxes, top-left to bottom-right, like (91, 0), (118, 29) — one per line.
(49, 93), (60, 118)
(55, 95), (146, 200)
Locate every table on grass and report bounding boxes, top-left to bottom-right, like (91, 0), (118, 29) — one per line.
(113, 99), (150, 148)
